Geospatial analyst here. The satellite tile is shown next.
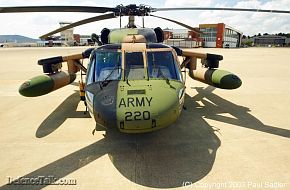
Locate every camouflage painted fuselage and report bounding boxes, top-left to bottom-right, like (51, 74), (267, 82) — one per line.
(85, 42), (185, 133)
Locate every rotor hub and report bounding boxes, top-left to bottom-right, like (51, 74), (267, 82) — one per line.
(115, 4), (154, 16)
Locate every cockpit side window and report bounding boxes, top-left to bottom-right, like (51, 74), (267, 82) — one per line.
(147, 51), (181, 80)
(125, 52), (145, 80)
(88, 50), (122, 82)
(86, 54), (96, 85)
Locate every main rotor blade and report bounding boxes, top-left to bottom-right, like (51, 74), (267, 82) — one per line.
(40, 13), (116, 39)
(154, 7), (290, 14)
(150, 14), (202, 34)
(0, 6), (117, 13)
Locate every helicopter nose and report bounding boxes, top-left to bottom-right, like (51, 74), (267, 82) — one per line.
(116, 81), (183, 133)
(86, 80), (184, 132)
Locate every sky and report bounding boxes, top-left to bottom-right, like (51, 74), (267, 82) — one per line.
(0, 0), (289, 39)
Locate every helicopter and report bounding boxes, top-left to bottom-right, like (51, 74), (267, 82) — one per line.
(1, 4), (289, 133)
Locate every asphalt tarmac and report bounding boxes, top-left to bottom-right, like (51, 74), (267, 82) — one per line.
(0, 47), (289, 190)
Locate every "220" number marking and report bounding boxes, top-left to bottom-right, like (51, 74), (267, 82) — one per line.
(125, 111), (150, 121)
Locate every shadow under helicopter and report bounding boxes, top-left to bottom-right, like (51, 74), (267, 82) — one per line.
(1, 86), (289, 190)
(192, 86), (290, 138)
(35, 91), (91, 138)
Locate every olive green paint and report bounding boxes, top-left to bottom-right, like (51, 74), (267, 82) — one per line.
(116, 80), (184, 133)
(211, 69), (242, 89)
(109, 28), (139, 43)
(19, 75), (54, 97)
(189, 69), (242, 90)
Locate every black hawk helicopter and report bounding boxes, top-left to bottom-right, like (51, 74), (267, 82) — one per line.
(1, 4), (289, 133)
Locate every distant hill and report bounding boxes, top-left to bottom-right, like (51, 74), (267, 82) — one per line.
(0, 35), (38, 43)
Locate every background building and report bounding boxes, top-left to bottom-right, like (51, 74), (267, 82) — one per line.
(163, 28), (203, 48)
(253, 35), (287, 47)
(79, 35), (93, 45)
(199, 23), (242, 48)
(59, 22), (74, 46)
(163, 30), (173, 40)
(286, 38), (290, 46)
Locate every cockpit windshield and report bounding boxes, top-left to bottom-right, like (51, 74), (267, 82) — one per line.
(147, 51), (181, 80)
(87, 45), (182, 85)
(87, 50), (122, 84)
(125, 52), (145, 80)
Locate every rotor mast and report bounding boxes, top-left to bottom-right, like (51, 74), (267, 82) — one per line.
(127, 16), (136, 28)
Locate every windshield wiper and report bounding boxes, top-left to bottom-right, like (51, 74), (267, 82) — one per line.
(100, 64), (120, 89)
(157, 68), (169, 82)
(157, 68), (176, 89)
